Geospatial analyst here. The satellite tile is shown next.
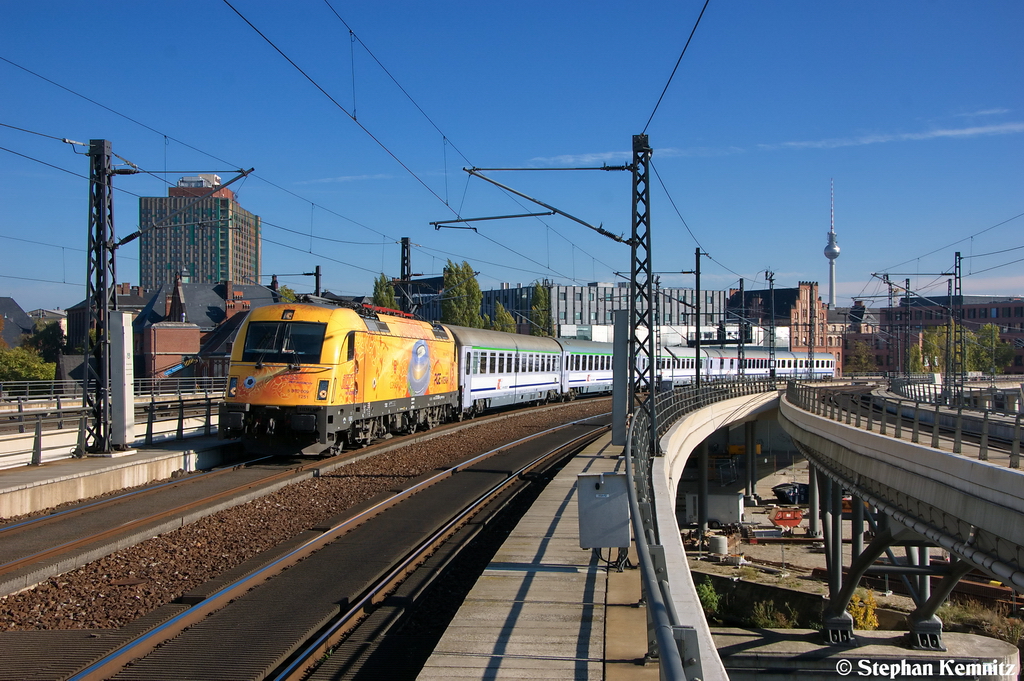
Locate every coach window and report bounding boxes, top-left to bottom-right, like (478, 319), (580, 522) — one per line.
(489, 352), (496, 374)
(499, 353), (505, 374)
(514, 354), (520, 373)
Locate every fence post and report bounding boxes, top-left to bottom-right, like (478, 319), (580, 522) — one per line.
(912, 401), (920, 443)
(146, 398), (156, 446)
(953, 406), (963, 454)
(978, 411), (990, 461)
(76, 414), (87, 457)
(205, 392), (213, 436)
(931, 403), (941, 449)
(177, 398), (185, 440)
(1011, 413), (1021, 469)
(894, 399), (902, 439)
(846, 395), (853, 425)
(17, 397), (25, 434)
(56, 394), (64, 430)
(879, 398), (888, 436)
(31, 417), (43, 465)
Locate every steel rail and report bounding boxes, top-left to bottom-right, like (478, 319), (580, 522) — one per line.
(1, 400), (608, 588)
(66, 415), (609, 681)
(273, 420), (610, 681)
(0, 458), (303, 581)
(0, 457), (271, 537)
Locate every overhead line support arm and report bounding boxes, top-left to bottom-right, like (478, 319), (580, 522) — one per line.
(464, 167), (632, 246)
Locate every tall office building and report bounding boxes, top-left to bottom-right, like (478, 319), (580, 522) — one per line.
(139, 175), (261, 290)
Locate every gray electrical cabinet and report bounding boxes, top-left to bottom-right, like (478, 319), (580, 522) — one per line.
(577, 472), (630, 549)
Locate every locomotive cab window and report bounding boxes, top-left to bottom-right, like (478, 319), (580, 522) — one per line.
(242, 321), (327, 365)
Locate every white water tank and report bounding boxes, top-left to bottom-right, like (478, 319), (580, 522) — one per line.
(709, 535), (729, 555)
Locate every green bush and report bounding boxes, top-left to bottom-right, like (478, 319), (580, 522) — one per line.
(696, 576), (720, 616)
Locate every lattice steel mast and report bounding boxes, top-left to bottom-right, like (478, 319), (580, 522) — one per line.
(629, 134), (657, 454)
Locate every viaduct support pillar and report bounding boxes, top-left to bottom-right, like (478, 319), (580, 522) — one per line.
(744, 421), (757, 502)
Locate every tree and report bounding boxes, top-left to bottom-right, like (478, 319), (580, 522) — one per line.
(971, 323), (1015, 374)
(277, 285), (298, 303)
(372, 273), (399, 310)
(22, 320), (66, 364)
(0, 346), (56, 381)
(440, 260), (485, 328)
(906, 345), (924, 374)
(921, 325), (947, 372)
(529, 281), (554, 336)
(845, 340), (875, 374)
(491, 302), (517, 333)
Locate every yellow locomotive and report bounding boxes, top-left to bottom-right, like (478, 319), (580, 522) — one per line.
(220, 303), (458, 455)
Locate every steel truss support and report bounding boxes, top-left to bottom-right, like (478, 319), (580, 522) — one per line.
(808, 457), (969, 651)
(629, 134), (657, 457)
(83, 139), (117, 454)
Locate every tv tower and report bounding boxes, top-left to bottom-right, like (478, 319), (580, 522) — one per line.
(823, 179), (840, 309)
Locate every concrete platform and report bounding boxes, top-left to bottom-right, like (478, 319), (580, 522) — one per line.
(0, 435), (238, 518)
(417, 434), (658, 680)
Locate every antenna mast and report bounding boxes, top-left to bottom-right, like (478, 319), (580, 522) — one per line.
(823, 179), (841, 310)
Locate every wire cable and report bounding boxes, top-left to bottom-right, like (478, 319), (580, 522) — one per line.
(650, 160), (765, 286)
(322, 1), (474, 168)
(884, 210), (1024, 271)
(642, 0), (710, 134)
(0, 55), (395, 243)
(222, 0), (451, 209)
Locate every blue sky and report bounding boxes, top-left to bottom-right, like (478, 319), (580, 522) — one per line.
(1, 1), (1021, 314)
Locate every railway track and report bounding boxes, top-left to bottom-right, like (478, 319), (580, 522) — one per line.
(52, 417), (609, 681)
(0, 399), (602, 599)
(0, 401), (610, 680)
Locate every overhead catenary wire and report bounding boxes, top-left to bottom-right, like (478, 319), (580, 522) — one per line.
(0, 55), (395, 244)
(1, 52), (619, 292)
(642, 0), (710, 134)
(222, 0), (452, 210)
(650, 160), (766, 287)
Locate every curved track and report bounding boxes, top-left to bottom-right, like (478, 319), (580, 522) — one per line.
(67, 416), (610, 681)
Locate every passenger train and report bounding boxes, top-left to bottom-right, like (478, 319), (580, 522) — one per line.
(219, 302), (834, 455)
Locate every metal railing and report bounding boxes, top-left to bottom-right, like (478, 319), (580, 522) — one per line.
(624, 378), (785, 680)
(0, 377), (227, 404)
(889, 377), (1023, 415)
(0, 393), (224, 470)
(787, 382), (1022, 468)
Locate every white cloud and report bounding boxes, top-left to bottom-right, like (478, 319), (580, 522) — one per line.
(529, 146), (745, 166)
(534, 121), (1024, 166)
(759, 122), (1024, 151)
(527, 151), (632, 166)
(297, 174), (393, 184)
(954, 108), (1010, 117)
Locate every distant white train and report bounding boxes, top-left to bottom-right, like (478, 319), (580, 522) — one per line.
(654, 345), (837, 385)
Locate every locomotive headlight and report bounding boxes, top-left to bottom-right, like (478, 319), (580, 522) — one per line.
(228, 377), (238, 397)
(317, 379), (330, 401)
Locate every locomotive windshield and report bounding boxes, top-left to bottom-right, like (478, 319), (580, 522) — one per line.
(242, 321), (327, 365)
